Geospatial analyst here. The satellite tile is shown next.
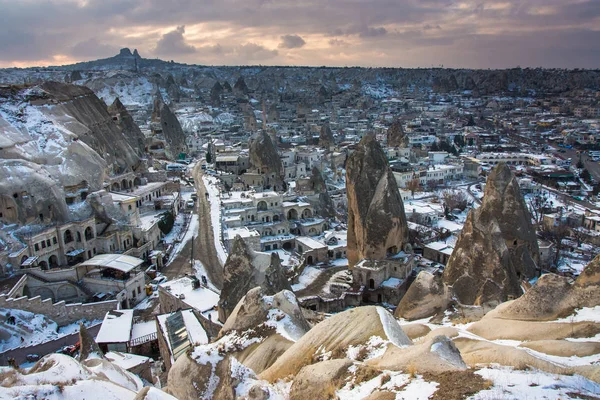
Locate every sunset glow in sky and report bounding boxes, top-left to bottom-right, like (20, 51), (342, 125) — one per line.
(1, 0), (599, 68)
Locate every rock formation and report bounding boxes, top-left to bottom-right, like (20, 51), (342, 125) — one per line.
(217, 236), (291, 323)
(108, 97), (147, 157)
(79, 323), (104, 361)
(152, 92), (187, 159)
(395, 271), (451, 320)
(494, 253), (600, 321)
(345, 135), (409, 267)
(443, 162), (540, 305)
(318, 124), (335, 148)
(386, 119), (408, 148)
(248, 131), (283, 190)
(233, 76), (249, 95)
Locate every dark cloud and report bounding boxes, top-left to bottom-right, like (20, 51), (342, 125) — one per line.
(329, 39), (350, 47)
(358, 26), (387, 38)
(70, 38), (118, 59)
(0, 0), (599, 67)
(234, 43), (278, 61)
(154, 25), (196, 56)
(278, 34), (306, 49)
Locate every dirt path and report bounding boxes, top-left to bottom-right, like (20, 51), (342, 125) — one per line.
(191, 165), (224, 289)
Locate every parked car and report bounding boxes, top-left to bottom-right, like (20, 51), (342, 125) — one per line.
(150, 275), (168, 291)
(186, 200), (195, 209)
(26, 354), (40, 362)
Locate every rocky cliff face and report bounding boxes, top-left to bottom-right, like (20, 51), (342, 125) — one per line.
(318, 124), (334, 148)
(387, 119), (408, 148)
(345, 135), (409, 267)
(248, 130), (283, 190)
(108, 97), (146, 157)
(443, 163), (540, 305)
(152, 93), (187, 159)
(0, 82), (142, 225)
(217, 236), (291, 323)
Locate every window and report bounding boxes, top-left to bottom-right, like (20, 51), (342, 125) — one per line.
(53, 237), (57, 245)
(128, 205), (132, 211)
(46, 239), (51, 247)
(137, 286), (141, 295)
(41, 241), (46, 249)
(132, 290), (136, 298)
(34, 243), (39, 251)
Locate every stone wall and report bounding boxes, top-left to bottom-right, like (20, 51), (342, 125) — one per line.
(0, 294), (117, 326)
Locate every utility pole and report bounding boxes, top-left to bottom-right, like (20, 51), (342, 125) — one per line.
(190, 236), (195, 267)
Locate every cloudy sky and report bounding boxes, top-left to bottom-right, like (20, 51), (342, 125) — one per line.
(1, 0), (599, 69)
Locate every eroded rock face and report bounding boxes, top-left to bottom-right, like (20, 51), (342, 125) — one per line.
(248, 131), (283, 190)
(218, 236), (291, 323)
(108, 97), (146, 157)
(386, 120), (408, 148)
(319, 124), (335, 148)
(79, 323), (104, 361)
(152, 93), (187, 159)
(395, 271), (451, 321)
(443, 163), (540, 305)
(345, 135), (409, 267)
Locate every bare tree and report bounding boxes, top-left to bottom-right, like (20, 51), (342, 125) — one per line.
(442, 190), (469, 214)
(406, 178), (422, 197)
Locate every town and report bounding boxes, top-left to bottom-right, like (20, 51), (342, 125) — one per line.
(1, 49), (600, 399)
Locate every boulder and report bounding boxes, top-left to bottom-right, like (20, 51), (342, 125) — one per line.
(260, 306), (411, 382)
(368, 335), (467, 374)
(443, 163), (540, 305)
(289, 358), (353, 400)
(346, 135), (409, 267)
(218, 236), (291, 323)
(395, 271), (451, 320)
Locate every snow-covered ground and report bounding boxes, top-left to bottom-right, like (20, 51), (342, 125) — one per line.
(203, 175), (228, 265)
(291, 266), (323, 292)
(0, 309), (99, 352)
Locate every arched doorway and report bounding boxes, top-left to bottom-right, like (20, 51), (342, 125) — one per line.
(85, 226), (94, 240)
(283, 242), (292, 251)
(64, 230), (73, 244)
(302, 209), (313, 219)
(369, 279), (375, 289)
(257, 201), (268, 211)
(307, 256), (313, 265)
(34, 287), (54, 302)
(49, 255), (59, 269)
(39, 261), (48, 270)
(134, 177), (142, 186)
(287, 209), (298, 220)
(121, 179), (128, 189)
(111, 182), (120, 191)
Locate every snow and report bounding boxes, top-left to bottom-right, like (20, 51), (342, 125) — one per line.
(554, 306), (600, 323)
(160, 276), (220, 319)
(263, 309), (304, 342)
(472, 367), (600, 399)
(346, 336), (388, 361)
(181, 309), (209, 346)
(95, 310), (133, 344)
(130, 321), (157, 342)
(191, 344), (224, 399)
(291, 266), (323, 291)
(203, 175), (228, 265)
(0, 308), (58, 352)
(193, 260), (220, 293)
(337, 369), (438, 400)
(168, 214), (198, 263)
(105, 351), (150, 370)
(376, 306), (410, 348)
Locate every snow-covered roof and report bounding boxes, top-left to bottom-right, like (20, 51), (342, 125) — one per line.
(79, 254), (144, 273)
(96, 310), (133, 344)
(105, 351), (150, 370)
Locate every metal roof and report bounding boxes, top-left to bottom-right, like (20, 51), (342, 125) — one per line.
(79, 254), (144, 273)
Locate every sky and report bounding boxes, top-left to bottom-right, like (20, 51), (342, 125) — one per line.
(0, 0), (599, 69)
